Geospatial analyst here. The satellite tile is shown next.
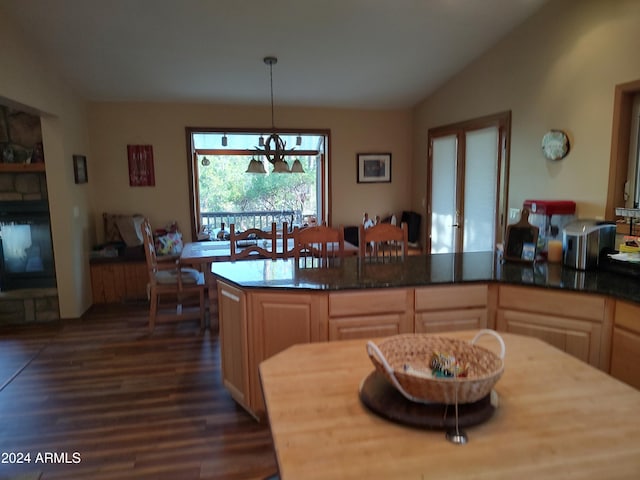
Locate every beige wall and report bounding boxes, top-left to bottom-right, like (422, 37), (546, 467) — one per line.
(0, 6), (92, 319)
(7, 0), (638, 318)
(412, 0), (640, 242)
(87, 102), (412, 240)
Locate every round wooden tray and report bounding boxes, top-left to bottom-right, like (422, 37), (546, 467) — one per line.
(359, 370), (496, 430)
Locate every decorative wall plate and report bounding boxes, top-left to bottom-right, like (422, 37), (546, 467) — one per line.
(542, 130), (570, 161)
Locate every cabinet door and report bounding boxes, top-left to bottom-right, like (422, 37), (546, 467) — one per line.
(123, 262), (148, 300)
(217, 283), (250, 412)
(496, 309), (602, 367)
(610, 301), (640, 389)
(415, 308), (487, 333)
(249, 291), (328, 417)
(91, 262), (148, 303)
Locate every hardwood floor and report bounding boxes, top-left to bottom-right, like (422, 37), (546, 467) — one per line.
(0, 303), (277, 480)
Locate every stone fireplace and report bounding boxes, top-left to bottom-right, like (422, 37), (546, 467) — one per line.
(0, 105), (59, 325)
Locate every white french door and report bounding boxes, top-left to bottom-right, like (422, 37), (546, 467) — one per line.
(427, 112), (510, 254)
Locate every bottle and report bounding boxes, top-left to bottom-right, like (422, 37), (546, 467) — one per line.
(217, 222), (226, 240)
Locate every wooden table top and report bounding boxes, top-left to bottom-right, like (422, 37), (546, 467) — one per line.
(181, 239), (358, 264)
(180, 240), (235, 263)
(259, 331), (640, 480)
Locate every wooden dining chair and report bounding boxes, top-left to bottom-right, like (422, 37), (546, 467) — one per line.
(229, 222), (277, 260)
(359, 222), (409, 259)
(141, 218), (206, 331)
(293, 224), (345, 267)
(279, 222), (297, 258)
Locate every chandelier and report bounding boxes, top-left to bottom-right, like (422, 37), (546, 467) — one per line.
(246, 56), (305, 174)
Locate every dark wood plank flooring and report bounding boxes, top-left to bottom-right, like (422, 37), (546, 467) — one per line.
(0, 303), (277, 480)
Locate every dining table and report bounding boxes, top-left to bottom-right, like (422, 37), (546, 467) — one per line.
(179, 239), (358, 327)
(259, 330), (640, 479)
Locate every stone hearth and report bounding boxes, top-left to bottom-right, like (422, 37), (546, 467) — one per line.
(0, 288), (59, 326)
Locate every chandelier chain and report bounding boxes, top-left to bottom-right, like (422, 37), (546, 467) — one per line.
(269, 61), (275, 130)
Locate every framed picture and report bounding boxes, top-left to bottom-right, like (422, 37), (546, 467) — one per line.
(357, 153), (391, 183)
(73, 154), (88, 184)
(127, 144), (155, 187)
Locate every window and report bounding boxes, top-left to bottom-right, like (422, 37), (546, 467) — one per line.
(427, 111), (510, 254)
(186, 128), (330, 238)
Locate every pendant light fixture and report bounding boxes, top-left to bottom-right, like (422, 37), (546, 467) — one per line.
(290, 158), (305, 173)
(245, 156), (266, 174)
(249, 56), (305, 174)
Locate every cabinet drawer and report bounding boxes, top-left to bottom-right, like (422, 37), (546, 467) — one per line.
(415, 284), (487, 311)
(499, 285), (605, 322)
(329, 313), (411, 341)
(329, 289), (411, 317)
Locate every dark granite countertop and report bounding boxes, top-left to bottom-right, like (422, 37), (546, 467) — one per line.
(211, 252), (640, 305)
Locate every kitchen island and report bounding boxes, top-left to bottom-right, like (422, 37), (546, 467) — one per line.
(260, 331), (640, 480)
(212, 252), (640, 418)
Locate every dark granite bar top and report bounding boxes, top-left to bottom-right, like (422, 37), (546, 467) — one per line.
(211, 252), (640, 305)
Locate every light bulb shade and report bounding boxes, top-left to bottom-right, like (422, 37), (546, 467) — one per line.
(290, 159), (305, 173)
(296, 135), (302, 146)
(246, 158), (267, 174)
(221, 135), (228, 146)
(259, 136), (265, 146)
(272, 159), (291, 173)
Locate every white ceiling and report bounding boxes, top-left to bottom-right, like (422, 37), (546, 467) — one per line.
(2, 0), (548, 109)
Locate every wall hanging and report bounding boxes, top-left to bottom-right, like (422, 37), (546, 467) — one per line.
(73, 154), (88, 184)
(127, 144), (155, 186)
(357, 153), (392, 183)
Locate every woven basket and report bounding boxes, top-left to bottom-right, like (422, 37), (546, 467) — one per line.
(366, 330), (505, 405)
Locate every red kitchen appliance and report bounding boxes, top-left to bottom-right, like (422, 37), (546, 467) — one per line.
(522, 200), (576, 257)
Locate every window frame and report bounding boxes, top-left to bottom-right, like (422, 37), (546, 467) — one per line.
(185, 127), (331, 241)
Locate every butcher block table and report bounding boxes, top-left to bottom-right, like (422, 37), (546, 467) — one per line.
(259, 331), (640, 480)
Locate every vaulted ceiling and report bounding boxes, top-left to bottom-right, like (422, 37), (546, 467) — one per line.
(2, 0), (548, 109)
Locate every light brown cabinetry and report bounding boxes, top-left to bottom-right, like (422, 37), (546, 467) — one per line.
(414, 284), (489, 333)
(221, 287), (328, 418)
(328, 289), (413, 340)
(248, 291), (328, 416)
(90, 261), (148, 303)
(217, 277), (632, 420)
(217, 283), (250, 412)
(496, 285), (613, 370)
(610, 300), (640, 389)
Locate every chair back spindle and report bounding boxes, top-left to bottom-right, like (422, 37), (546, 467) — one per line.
(293, 224), (345, 267)
(359, 222), (408, 260)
